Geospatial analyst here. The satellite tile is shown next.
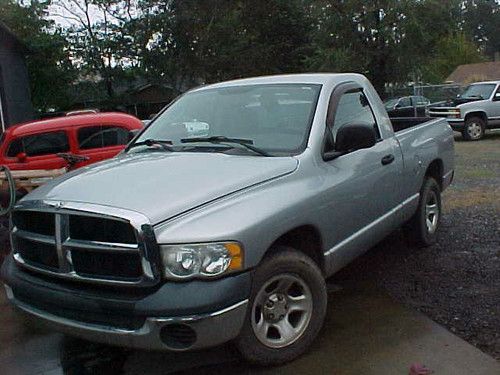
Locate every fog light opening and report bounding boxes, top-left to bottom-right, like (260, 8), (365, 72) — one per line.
(160, 324), (197, 350)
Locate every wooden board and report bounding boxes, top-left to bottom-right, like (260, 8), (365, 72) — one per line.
(0, 168), (67, 192)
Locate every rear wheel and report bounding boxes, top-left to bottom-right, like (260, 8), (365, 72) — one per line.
(407, 177), (441, 247)
(462, 116), (485, 141)
(235, 247), (327, 365)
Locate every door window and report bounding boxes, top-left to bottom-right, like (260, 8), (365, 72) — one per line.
(7, 131), (69, 157)
(330, 90), (380, 141)
(399, 97), (411, 107)
(413, 96), (429, 106)
(78, 125), (130, 150)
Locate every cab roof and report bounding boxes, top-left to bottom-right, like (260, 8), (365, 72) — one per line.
(191, 73), (369, 92)
(6, 112), (142, 138)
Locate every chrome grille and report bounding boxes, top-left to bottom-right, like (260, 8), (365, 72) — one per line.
(10, 201), (159, 286)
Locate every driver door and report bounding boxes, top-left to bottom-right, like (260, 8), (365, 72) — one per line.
(320, 83), (402, 269)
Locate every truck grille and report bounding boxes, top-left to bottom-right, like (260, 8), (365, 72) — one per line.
(428, 108), (454, 118)
(11, 203), (159, 286)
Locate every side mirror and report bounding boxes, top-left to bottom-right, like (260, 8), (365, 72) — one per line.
(16, 152), (27, 163)
(493, 93), (500, 101)
(324, 122), (377, 161)
(394, 103), (401, 109)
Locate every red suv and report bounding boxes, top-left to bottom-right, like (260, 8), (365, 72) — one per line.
(0, 113), (142, 171)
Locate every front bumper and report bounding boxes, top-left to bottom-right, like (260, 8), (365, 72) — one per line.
(1, 256), (251, 351)
(446, 119), (465, 131)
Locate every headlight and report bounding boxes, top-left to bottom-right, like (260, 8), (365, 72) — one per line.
(160, 242), (243, 280)
(447, 109), (461, 118)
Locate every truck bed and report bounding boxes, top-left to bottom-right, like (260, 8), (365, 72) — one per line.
(390, 117), (435, 132)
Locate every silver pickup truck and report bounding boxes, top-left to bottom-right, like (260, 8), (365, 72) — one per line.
(429, 80), (500, 140)
(1, 74), (454, 365)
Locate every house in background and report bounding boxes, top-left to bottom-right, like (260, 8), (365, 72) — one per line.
(446, 59), (500, 85)
(0, 22), (34, 131)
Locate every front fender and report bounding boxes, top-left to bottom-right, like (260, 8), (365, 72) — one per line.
(153, 171), (325, 270)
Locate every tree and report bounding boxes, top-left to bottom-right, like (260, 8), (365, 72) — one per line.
(422, 33), (486, 83)
(51, 0), (140, 98)
(0, 0), (76, 111)
(461, 0), (500, 58)
(306, 0), (467, 94)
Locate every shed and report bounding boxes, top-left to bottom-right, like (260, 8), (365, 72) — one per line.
(0, 21), (34, 131)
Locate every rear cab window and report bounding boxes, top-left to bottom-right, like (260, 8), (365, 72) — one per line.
(6, 131), (69, 157)
(77, 125), (131, 150)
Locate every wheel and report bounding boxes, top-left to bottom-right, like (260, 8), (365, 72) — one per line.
(462, 116), (485, 141)
(235, 247), (327, 365)
(407, 177), (441, 247)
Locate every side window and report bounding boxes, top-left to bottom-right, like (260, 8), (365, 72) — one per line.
(414, 96), (429, 106)
(330, 90), (380, 141)
(7, 138), (23, 156)
(78, 125), (130, 150)
(7, 132), (69, 157)
(494, 86), (500, 100)
(399, 97), (411, 107)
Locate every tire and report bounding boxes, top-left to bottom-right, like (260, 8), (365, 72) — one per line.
(407, 177), (441, 247)
(462, 116), (485, 141)
(235, 247), (327, 365)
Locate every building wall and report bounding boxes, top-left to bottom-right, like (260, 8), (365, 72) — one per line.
(0, 30), (34, 129)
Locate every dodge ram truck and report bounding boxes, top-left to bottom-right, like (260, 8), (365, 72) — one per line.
(429, 80), (500, 140)
(1, 74), (454, 365)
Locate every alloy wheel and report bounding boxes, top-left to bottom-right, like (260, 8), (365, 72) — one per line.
(251, 274), (313, 348)
(425, 190), (439, 234)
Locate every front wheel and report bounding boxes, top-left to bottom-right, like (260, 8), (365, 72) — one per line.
(235, 247), (327, 365)
(462, 116), (485, 141)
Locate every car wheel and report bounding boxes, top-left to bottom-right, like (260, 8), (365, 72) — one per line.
(462, 116), (485, 141)
(235, 247), (327, 365)
(407, 177), (441, 247)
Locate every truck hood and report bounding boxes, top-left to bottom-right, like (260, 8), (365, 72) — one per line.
(22, 152), (298, 224)
(430, 97), (484, 108)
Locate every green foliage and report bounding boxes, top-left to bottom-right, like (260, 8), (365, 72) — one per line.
(1, 0), (499, 111)
(422, 33), (486, 84)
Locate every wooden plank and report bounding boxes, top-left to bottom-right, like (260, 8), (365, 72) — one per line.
(0, 168), (67, 190)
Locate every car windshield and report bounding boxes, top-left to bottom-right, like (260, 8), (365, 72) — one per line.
(461, 84), (496, 99)
(129, 84), (321, 156)
(384, 98), (399, 108)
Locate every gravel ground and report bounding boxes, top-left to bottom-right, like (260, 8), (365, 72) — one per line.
(333, 131), (500, 360)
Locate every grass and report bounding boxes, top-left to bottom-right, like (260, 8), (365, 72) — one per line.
(443, 131), (500, 212)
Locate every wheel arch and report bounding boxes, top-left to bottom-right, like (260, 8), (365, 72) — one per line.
(267, 225), (325, 274)
(425, 159), (444, 191)
(464, 111), (488, 125)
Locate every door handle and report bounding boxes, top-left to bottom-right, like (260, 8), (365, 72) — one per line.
(381, 154), (395, 165)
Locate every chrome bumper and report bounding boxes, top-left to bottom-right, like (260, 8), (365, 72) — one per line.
(4, 284), (248, 351)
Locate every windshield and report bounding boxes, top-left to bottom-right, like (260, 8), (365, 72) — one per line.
(130, 84), (321, 156)
(461, 84), (496, 99)
(384, 98), (399, 108)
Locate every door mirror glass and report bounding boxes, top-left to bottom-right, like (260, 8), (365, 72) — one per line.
(335, 122), (377, 153)
(16, 152), (27, 163)
(494, 92), (500, 101)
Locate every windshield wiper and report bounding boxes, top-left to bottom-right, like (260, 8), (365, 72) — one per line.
(180, 136), (271, 157)
(128, 139), (174, 152)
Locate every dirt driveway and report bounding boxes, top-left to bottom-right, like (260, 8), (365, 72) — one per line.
(333, 131), (500, 359)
